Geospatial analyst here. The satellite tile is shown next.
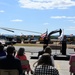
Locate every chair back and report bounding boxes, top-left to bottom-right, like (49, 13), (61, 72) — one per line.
(0, 69), (19, 75)
(21, 60), (30, 75)
(21, 60), (29, 66)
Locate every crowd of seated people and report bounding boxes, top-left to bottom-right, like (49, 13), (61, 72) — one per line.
(0, 44), (60, 75)
(1, 41), (75, 75)
(0, 44), (33, 75)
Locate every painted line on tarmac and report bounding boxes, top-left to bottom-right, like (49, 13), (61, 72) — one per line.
(55, 62), (60, 70)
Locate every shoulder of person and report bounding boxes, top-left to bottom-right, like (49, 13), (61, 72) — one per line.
(0, 56), (6, 59)
(14, 57), (21, 61)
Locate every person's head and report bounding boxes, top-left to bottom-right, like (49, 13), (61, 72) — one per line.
(44, 35), (48, 39)
(64, 35), (66, 39)
(17, 48), (25, 56)
(0, 43), (4, 51)
(6, 46), (15, 55)
(44, 46), (52, 55)
(37, 53), (53, 66)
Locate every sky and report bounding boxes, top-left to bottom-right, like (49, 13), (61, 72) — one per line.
(0, 0), (75, 36)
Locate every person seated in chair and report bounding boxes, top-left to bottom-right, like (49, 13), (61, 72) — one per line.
(33, 54), (59, 75)
(0, 43), (6, 57)
(16, 47), (33, 75)
(0, 46), (23, 75)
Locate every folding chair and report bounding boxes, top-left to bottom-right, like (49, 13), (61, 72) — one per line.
(0, 69), (19, 75)
(21, 60), (30, 75)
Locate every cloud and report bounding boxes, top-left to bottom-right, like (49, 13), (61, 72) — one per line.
(10, 19), (23, 22)
(18, 0), (75, 10)
(68, 20), (75, 23)
(43, 22), (49, 25)
(70, 26), (75, 29)
(65, 26), (75, 31)
(50, 16), (75, 23)
(66, 26), (75, 30)
(0, 10), (4, 13)
(50, 16), (75, 19)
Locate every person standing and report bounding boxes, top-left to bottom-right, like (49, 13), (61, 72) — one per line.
(61, 35), (67, 55)
(43, 35), (49, 50)
(38, 35), (49, 57)
(69, 54), (75, 75)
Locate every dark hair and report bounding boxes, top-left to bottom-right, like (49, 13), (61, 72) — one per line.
(44, 46), (52, 55)
(37, 54), (53, 66)
(7, 46), (15, 55)
(0, 44), (4, 51)
(17, 48), (25, 56)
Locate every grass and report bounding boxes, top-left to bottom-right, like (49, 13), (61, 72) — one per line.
(14, 43), (43, 47)
(14, 43), (75, 49)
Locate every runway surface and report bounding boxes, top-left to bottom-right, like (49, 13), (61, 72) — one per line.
(14, 46), (75, 55)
